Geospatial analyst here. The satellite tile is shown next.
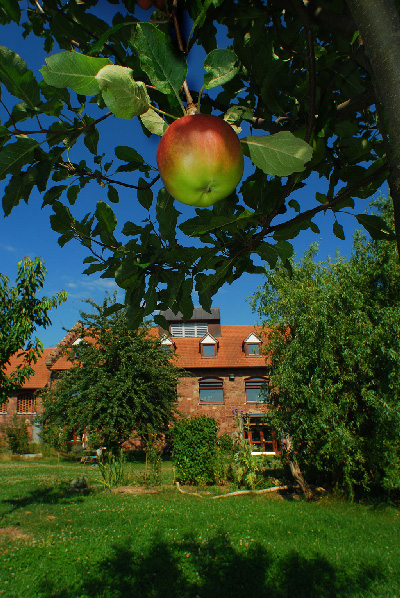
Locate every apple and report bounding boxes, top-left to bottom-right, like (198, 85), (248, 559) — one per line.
(156, 114), (244, 207)
(137, 0), (153, 9)
(153, 0), (166, 9)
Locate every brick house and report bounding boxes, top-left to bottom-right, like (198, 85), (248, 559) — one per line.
(1, 309), (277, 453)
(157, 308), (276, 453)
(0, 349), (53, 444)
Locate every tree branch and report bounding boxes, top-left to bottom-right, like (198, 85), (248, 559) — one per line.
(347, 0), (400, 259)
(268, 163), (388, 235)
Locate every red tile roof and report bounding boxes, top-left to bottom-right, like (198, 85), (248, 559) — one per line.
(169, 325), (271, 369)
(4, 349), (53, 390)
(21, 324), (271, 376)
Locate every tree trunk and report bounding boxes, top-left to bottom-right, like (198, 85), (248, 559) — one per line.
(346, 0), (400, 259)
(282, 433), (314, 500)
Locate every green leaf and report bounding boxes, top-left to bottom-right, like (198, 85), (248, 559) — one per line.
(355, 214), (396, 241)
(1, 0), (21, 23)
(115, 146), (144, 163)
(2, 169), (36, 216)
(333, 221), (345, 240)
(241, 131), (313, 176)
(133, 23), (187, 101)
(176, 277), (194, 321)
(156, 188), (180, 242)
(96, 65), (150, 119)
(122, 221), (142, 236)
(139, 109), (168, 136)
(107, 185), (119, 204)
(224, 105), (253, 127)
(87, 22), (131, 56)
(84, 126), (99, 155)
(254, 243), (279, 269)
(40, 52), (111, 95)
(95, 200), (117, 246)
(50, 201), (73, 234)
(0, 126), (11, 150)
(0, 137), (39, 181)
(0, 46), (40, 108)
(138, 178), (153, 210)
(67, 184), (80, 205)
(275, 240), (294, 260)
(115, 258), (140, 289)
(204, 49), (239, 89)
(42, 185), (68, 207)
(315, 192), (327, 204)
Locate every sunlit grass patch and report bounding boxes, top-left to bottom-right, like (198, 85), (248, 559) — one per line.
(0, 459), (399, 598)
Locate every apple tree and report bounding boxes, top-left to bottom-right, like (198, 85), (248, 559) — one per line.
(0, 257), (67, 402)
(0, 0), (399, 326)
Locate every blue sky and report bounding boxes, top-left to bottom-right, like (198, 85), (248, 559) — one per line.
(0, 8), (388, 348)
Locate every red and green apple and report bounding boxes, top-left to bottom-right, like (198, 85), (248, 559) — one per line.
(156, 113), (244, 208)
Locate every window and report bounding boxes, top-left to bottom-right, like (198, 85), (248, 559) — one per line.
(199, 377), (223, 403)
(243, 415), (279, 454)
(247, 343), (260, 355)
(202, 344), (216, 357)
(160, 337), (175, 355)
(17, 394), (36, 414)
(200, 333), (218, 357)
(0, 401), (7, 414)
(171, 322), (208, 337)
(243, 333), (262, 356)
(245, 378), (268, 402)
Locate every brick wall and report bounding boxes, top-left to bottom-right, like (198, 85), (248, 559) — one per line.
(177, 367), (269, 436)
(0, 392), (42, 443)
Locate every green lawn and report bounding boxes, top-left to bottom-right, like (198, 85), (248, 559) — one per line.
(0, 458), (399, 598)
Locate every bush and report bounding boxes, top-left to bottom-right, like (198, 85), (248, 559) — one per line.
(5, 415), (30, 454)
(172, 416), (219, 485)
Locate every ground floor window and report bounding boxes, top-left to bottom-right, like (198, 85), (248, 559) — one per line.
(16, 394), (36, 414)
(199, 377), (223, 403)
(0, 401), (7, 414)
(242, 415), (279, 454)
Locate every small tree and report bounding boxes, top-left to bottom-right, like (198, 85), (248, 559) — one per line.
(0, 257), (67, 403)
(252, 198), (400, 498)
(40, 297), (180, 454)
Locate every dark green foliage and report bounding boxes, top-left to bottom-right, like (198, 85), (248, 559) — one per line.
(252, 197), (400, 498)
(40, 296), (180, 454)
(0, 1), (399, 327)
(4, 413), (29, 454)
(0, 258), (67, 402)
(172, 415), (219, 485)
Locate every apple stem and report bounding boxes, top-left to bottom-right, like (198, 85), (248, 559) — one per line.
(171, 0), (196, 110)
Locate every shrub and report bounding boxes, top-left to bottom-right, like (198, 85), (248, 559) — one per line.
(172, 416), (219, 485)
(97, 450), (125, 489)
(5, 414), (30, 454)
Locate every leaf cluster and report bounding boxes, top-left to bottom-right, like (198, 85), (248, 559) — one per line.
(0, 0), (395, 326)
(0, 257), (67, 401)
(252, 197), (400, 498)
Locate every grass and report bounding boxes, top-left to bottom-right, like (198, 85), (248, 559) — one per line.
(0, 458), (399, 598)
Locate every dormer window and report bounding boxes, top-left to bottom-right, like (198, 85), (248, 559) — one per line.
(160, 336), (175, 355)
(243, 333), (262, 356)
(200, 333), (218, 358)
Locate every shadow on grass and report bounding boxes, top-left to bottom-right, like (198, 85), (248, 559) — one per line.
(39, 531), (383, 598)
(1, 483), (91, 518)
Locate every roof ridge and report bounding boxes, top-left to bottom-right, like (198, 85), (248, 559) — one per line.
(45, 322), (82, 367)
